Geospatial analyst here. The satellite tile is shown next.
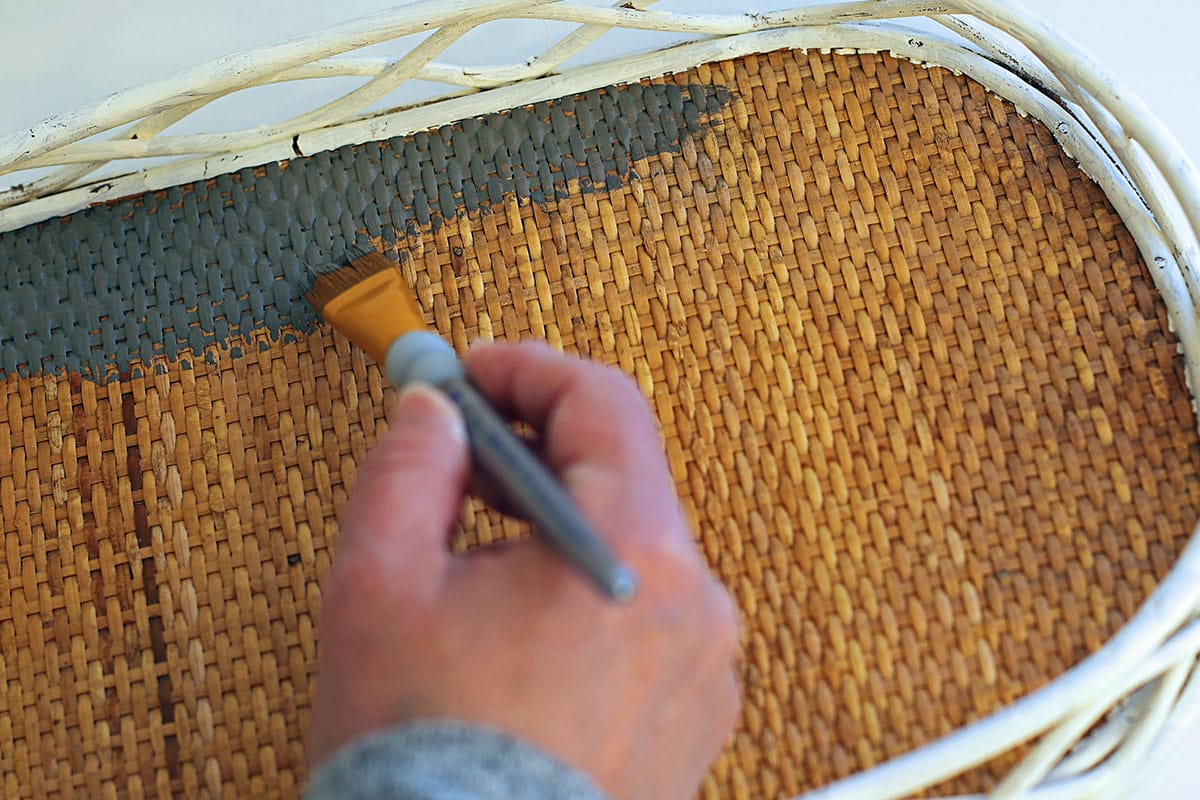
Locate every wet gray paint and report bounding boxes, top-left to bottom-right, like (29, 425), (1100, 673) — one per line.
(0, 83), (731, 381)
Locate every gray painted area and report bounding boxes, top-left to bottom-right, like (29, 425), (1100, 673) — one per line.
(0, 82), (730, 381)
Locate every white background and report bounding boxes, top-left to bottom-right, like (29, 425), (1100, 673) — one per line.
(1, 1), (1196, 796)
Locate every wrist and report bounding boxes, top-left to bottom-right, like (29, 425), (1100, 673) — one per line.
(305, 718), (610, 800)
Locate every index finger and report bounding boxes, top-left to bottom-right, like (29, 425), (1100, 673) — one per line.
(464, 340), (690, 550)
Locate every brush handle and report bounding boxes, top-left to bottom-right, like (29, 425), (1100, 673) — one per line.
(384, 332), (638, 603)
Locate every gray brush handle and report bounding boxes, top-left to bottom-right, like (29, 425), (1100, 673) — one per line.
(385, 331), (638, 603)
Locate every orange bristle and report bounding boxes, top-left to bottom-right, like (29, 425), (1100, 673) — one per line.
(302, 246), (429, 363)
(305, 248), (393, 312)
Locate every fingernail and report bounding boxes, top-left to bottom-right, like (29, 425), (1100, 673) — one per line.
(391, 383), (467, 448)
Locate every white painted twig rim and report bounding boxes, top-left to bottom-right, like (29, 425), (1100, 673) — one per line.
(1, 2), (1197, 798)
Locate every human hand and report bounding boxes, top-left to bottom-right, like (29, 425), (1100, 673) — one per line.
(307, 340), (741, 800)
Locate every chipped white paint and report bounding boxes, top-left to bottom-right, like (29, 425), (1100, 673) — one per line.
(2, 2), (1198, 798)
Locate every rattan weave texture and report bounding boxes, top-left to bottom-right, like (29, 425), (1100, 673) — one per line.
(0, 48), (1196, 799)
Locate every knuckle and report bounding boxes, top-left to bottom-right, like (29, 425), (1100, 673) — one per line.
(593, 364), (653, 416)
(636, 537), (703, 593)
(705, 582), (741, 655)
(593, 360), (641, 395)
(634, 542), (738, 641)
(638, 527), (700, 573)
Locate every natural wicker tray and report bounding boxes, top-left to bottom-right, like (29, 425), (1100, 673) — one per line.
(2, 3), (1199, 799)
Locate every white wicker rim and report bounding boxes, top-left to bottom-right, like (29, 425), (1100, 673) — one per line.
(2, 2), (1198, 798)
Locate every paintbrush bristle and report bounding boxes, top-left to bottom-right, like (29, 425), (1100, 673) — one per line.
(304, 246), (397, 314)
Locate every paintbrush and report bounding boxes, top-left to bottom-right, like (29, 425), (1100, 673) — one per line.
(304, 244), (638, 603)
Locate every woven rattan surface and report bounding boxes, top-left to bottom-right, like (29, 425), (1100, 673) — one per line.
(1, 48), (1197, 798)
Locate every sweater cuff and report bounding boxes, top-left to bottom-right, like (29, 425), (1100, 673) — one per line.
(304, 719), (609, 800)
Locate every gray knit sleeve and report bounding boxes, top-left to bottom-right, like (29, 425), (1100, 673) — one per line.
(303, 720), (610, 800)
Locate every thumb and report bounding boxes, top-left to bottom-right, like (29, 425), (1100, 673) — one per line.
(337, 383), (470, 586)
